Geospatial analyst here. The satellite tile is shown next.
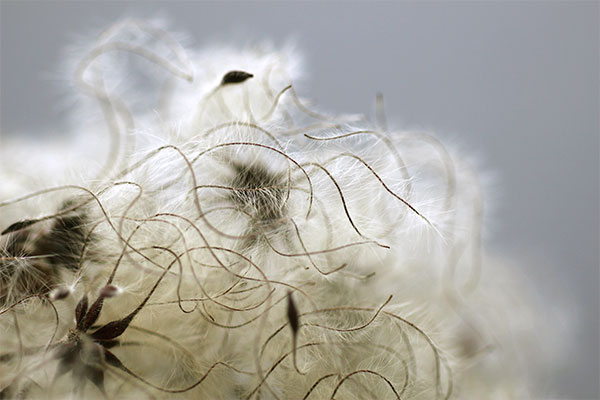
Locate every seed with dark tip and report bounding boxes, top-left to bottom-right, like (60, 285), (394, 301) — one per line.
(287, 291), (299, 334)
(50, 287), (71, 301)
(99, 285), (120, 298)
(221, 70), (254, 85)
(1, 219), (39, 235)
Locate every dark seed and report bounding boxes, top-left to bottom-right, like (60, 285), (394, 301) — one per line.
(287, 291), (299, 334)
(50, 287), (71, 301)
(99, 285), (119, 298)
(1, 219), (39, 235)
(221, 70), (253, 85)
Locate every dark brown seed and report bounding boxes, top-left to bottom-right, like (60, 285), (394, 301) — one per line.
(99, 285), (119, 298)
(221, 70), (253, 85)
(287, 291), (299, 334)
(1, 219), (39, 235)
(50, 287), (71, 301)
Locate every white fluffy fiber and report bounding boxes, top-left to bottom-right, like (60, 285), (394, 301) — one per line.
(1, 20), (537, 399)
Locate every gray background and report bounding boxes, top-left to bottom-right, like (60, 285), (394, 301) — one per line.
(1, 1), (598, 398)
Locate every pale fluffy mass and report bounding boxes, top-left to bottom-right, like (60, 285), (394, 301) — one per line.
(0, 20), (538, 399)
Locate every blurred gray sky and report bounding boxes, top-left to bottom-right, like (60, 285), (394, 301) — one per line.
(1, 1), (598, 398)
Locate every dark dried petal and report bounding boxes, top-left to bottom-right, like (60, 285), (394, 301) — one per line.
(84, 365), (106, 395)
(91, 315), (133, 341)
(81, 296), (105, 332)
(73, 343), (107, 393)
(75, 295), (89, 329)
(53, 343), (78, 379)
(54, 358), (74, 380)
(103, 348), (125, 370)
(1, 219), (39, 235)
(55, 343), (78, 362)
(84, 342), (105, 364)
(221, 70), (253, 85)
(98, 339), (120, 349)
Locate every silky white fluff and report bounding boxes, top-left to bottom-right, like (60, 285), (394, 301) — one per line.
(0, 19), (539, 399)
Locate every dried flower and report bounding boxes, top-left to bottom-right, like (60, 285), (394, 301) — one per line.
(0, 19), (539, 399)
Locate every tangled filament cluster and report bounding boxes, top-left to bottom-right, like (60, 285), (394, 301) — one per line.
(0, 19), (534, 399)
